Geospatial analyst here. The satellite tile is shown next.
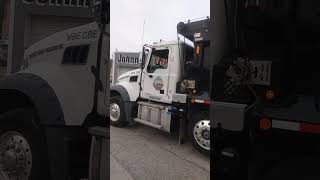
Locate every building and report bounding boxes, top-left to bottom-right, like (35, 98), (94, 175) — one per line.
(0, 0), (9, 78)
(0, 0), (95, 75)
(0, 41), (7, 78)
(0, 0), (9, 40)
(111, 51), (141, 85)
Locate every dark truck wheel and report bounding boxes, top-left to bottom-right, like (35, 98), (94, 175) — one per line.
(0, 108), (49, 180)
(110, 95), (127, 127)
(189, 113), (210, 155)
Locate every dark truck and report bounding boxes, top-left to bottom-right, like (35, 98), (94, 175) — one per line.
(210, 0), (320, 179)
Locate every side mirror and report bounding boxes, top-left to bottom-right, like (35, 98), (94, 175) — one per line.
(91, 0), (109, 28)
(91, 66), (104, 91)
(91, 65), (98, 77)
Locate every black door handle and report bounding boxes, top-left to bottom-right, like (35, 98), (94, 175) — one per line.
(91, 66), (103, 92)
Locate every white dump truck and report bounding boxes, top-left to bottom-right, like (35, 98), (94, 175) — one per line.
(110, 18), (211, 154)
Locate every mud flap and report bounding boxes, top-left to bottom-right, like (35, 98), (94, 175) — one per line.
(0, 170), (9, 180)
(212, 101), (247, 131)
(124, 101), (134, 124)
(88, 127), (110, 180)
(179, 109), (187, 145)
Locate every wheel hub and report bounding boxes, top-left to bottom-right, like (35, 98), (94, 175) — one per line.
(0, 131), (32, 180)
(2, 151), (17, 170)
(202, 130), (210, 140)
(110, 103), (121, 122)
(193, 120), (210, 150)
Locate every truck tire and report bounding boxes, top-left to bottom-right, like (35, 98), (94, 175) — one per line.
(189, 113), (210, 155)
(110, 95), (127, 127)
(0, 108), (49, 180)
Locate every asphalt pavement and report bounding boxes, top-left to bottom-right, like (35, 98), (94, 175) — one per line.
(110, 124), (210, 180)
(260, 143), (320, 180)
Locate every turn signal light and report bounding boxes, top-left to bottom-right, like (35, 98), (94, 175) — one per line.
(204, 99), (210, 105)
(196, 46), (200, 55)
(265, 90), (275, 100)
(260, 118), (271, 130)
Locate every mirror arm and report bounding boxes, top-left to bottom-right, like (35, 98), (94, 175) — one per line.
(141, 46), (145, 69)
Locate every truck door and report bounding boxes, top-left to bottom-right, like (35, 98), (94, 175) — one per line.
(140, 47), (171, 103)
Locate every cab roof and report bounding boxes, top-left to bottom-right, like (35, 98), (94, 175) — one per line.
(149, 40), (194, 48)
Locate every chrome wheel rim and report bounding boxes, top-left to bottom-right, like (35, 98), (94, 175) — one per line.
(0, 131), (32, 180)
(110, 103), (121, 122)
(193, 120), (210, 151)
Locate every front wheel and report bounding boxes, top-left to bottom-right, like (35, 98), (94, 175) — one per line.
(110, 95), (127, 127)
(189, 114), (210, 155)
(0, 108), (49, 180)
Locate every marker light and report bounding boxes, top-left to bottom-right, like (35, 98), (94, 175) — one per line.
(265, 90), (275, 100)
(196, 46), (200, 55)
(204, 99), (210, 105)
(260, 118), (271, 130)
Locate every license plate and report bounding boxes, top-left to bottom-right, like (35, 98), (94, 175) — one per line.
(250, 61), (272, 85)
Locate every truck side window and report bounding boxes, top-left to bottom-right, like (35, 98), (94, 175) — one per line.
(0, 46), (7, 67)
(147, 49), (169, 73)
(62, 45), (89, 65)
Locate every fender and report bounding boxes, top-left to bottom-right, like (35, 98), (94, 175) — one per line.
(111, 84), (134, 123)
(111, 85), (131, 102)
(0, 73), (65, 125)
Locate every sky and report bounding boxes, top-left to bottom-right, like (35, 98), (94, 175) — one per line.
(110, 0), (210, 57)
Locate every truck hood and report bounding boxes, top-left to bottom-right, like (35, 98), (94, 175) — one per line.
(117, 69), (141, 82)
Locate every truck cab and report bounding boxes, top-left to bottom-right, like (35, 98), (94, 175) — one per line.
(141, 41), (182, 103)
(22, 22), (109, 125)
(0, 21), (110, 180)
(116, 40), (187, 104)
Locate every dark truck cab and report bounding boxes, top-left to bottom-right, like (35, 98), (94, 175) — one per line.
(211, 0), (320, 179)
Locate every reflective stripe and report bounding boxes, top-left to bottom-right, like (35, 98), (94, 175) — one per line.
(300, 123), (320, 134)
(192, 99), (211, 105)
(272, 120), (299, 131)
(272, 119), (320, 134)
(194, 99), (204, 103)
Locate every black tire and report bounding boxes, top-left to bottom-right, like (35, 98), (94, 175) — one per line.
(189, 113), (210, 155)
(110, 95), (127, 127)
(0, 108), (49, 180)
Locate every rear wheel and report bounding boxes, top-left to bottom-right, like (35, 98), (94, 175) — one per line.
(189, 113), (210, 155)
(0, 108), (49, 180)
(110, 96), (127, 127)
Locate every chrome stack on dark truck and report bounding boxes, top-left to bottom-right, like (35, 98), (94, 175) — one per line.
(210, 0), (320, 179)
(0, 0), (110, 180)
